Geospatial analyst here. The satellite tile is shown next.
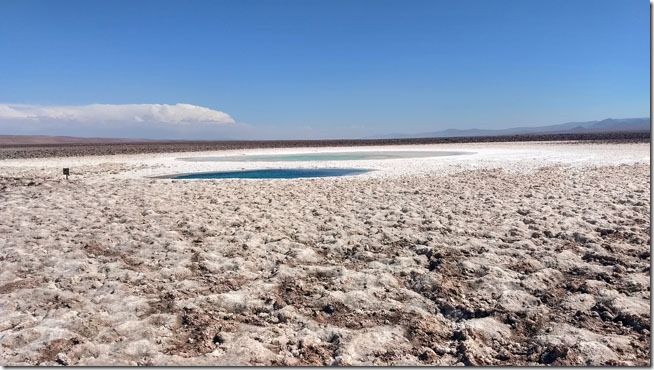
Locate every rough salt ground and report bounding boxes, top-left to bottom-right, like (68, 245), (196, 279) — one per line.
(0, 142), (650, 365)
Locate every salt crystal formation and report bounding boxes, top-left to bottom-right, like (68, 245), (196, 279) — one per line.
(0, 142), (649, 365)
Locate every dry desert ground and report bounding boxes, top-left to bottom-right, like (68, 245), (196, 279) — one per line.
(0, 141), (650, 366)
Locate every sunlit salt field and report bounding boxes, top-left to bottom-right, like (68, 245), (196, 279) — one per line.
(0, 142), (649, 366)
(178, 150), (470, 162)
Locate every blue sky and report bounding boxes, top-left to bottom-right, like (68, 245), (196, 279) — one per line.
(0, 0), (649, 139)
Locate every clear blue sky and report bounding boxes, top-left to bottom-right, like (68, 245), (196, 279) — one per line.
(0, 0), (649, 139)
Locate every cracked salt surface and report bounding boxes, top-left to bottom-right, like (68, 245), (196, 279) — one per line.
(0, 141), (649, 365)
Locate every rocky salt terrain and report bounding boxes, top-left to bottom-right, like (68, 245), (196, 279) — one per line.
(0, 142), (650, 365)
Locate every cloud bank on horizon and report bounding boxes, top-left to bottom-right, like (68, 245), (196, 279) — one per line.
(0, 103), (235, 125)
(0, 103), (245, 140)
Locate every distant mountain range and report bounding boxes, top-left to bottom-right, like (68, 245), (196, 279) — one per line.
(0, 135), (151, 145)
(371, 118), (651, 139)
(0, 117), (649, 145)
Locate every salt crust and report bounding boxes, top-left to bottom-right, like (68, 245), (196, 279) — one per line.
(0, 141), (649, 365)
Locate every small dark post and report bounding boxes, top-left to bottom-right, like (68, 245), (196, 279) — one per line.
(63, 168), (70, 180)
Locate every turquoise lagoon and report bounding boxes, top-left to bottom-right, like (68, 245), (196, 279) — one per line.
(169, 168), (371, 179)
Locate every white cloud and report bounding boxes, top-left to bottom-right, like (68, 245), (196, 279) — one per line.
(0, 103), (235, 125)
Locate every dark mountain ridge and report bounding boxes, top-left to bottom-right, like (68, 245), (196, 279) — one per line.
(373, 117), (650, 139)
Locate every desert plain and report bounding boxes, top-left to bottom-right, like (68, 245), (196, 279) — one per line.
(0, 141), (650, 365)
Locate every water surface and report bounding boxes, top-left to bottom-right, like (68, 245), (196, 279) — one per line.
(169, 168), (371, 179)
